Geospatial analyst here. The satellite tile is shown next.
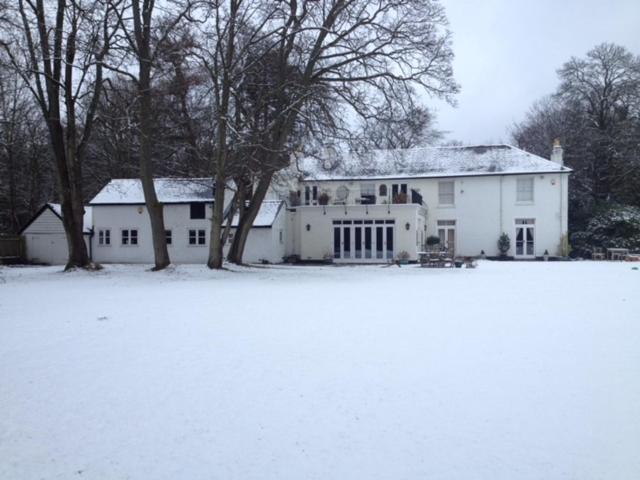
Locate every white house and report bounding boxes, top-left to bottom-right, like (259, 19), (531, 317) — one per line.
(89, 177), (287, 264)
(286, 143), (570, 262)
(20, 203), (93, 265)
(20, 143), (570, 265)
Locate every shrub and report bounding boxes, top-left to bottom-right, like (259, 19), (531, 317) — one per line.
(497, 232), (510, 256)
(571, 203), (640, 256)
(426, 235), (440, 246)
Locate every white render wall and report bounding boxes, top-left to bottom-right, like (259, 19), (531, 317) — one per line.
(291, 204), (427, 262)
(92, 203), (287, 264)
(299, 171), (569, 258)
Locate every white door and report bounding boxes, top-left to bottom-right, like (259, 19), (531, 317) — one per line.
(515, 219), (535, 258)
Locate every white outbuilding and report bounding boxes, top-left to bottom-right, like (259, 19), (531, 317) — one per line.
(19, 203), (93, 265)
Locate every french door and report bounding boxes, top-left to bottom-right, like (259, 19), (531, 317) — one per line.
(437, 220), (456, 256)
(515, 219), (535, 258)
(333, 219), (394, 262)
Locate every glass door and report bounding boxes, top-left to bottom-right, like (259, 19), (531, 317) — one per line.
(515, 219), (535, 258)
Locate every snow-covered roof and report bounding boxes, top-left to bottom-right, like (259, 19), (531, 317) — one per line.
(231, 200), (284, 228)
(297, 144), (571, 181)
(19, 203), (93, 234)
(89, 178), (215, 205)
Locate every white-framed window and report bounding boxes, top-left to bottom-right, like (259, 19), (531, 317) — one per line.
(438, 181), (455, 205)
(121, 229), (138, 246)
(516, 177), (534, 202)
(165, 229), (172, 245)
(98, 229), (111, 246)
(189, 229), (206, 246)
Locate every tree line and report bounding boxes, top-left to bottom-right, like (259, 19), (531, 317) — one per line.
(0, 0), (458, 270)
(513, 43), (640, 255)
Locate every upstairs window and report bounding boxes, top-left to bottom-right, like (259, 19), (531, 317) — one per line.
(517, 177), (534, 202)
(122, 229), (138, 246)
(165, 229), (172, 245)
(379, 184), (388, 197)
(360, 183), (376, 204)
(189, 229), (206, 245)
(190, 202), (206, 219)
(438, 181), (455, 205)
(98, 229), (111, 246)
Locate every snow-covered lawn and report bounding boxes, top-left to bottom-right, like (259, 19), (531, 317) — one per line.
(1, 261), (639, 480)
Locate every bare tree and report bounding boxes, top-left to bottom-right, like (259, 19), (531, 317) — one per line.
(109, 0), (197, 270)
(1, 0), (115, 268)
(514, 43), (640, 233)
(220, 0), (459, 265)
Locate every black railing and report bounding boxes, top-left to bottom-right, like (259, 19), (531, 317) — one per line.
(411, 189), (423, 205)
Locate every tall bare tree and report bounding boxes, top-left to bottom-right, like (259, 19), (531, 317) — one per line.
(219, 0), (459, 265)
(109, 0), (196, 270)
(1, 0), (115, 268)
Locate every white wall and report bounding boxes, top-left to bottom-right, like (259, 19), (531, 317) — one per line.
(23, 208), (90, 265)
(299, 172), (569, 258)
(92, 203), (287, 264)
(292, 204), (426, 262)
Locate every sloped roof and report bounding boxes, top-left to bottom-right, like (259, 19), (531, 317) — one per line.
(89, 178), (215, 205)
(19, 203), (93, 234)
(298, 144), (571, 181)
(231, 200), (284, 228)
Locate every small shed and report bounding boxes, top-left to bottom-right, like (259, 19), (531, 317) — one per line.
(229, 200), (287, 264)
(19, 204), (93, 265)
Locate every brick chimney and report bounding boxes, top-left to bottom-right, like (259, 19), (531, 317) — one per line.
(551, 138), (563, 167)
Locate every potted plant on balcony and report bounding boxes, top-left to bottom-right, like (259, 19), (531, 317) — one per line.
(393, 191), (408, 204)
(397, 250), (410, 265)
(318, 192), (330, 205)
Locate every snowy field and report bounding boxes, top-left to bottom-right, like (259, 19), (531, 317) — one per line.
(1, 261), (639, 480)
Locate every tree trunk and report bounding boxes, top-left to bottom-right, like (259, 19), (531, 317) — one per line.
(207, 174), (226, 268)
(137, 16), (170, 271)
(228, 172), (273, 264)
(48, 122), (90, 269)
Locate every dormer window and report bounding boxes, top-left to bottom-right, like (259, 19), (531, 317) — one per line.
(190, 202), (205, 219)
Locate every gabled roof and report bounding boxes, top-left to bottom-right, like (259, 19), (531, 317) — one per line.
(298, 144), (571, 181)
(19, 203), (93, 234)
(89, 178), (215, 205)
(231, 200), (284, 228)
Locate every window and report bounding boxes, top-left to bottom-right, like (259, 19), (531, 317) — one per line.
(279, 229), (284, 244)
(438, 181), (455, 205)
(392, 183), (408, 203)
(379, 184), (388, 197)
(517, 177), (534, 202)
(360, 183), (376, 205)
(165, 229), (172, 245)
(189, 229), (206, 245)
(190, 202), (206, 219)
(122, 229), (138, 246)
(98, 229), (111, 246)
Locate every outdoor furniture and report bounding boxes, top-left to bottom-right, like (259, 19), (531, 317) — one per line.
(592, 246), (606, 260)
(607, 247), (629, 261)
(419, 250), (454, 268)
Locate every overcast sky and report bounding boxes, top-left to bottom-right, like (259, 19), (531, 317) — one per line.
(431, 0), (640, 145)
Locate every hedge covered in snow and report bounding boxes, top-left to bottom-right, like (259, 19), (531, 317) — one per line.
(571, 203), (640, 256)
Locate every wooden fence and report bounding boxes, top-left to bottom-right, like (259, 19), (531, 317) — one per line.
(0, 235), (25, 260)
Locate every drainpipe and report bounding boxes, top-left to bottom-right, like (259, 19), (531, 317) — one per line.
(499, 175), (504, 236)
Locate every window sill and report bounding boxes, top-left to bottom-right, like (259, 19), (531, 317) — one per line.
(515, 201), (534, 206)
(437, 204), (455, 209)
